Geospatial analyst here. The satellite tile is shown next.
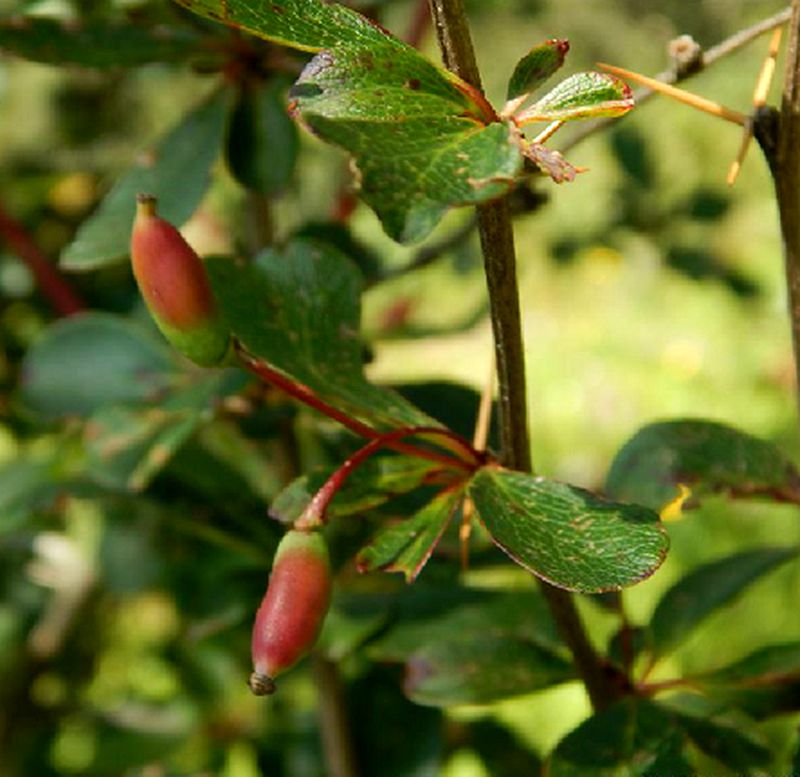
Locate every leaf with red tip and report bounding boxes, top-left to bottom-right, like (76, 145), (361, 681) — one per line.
(519, 72), (634, 123)
(506, 39), (569, 101)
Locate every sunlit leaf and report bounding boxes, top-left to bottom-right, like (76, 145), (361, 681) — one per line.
(172, 0), (392, 52)
(520, 72), (633, 123)
(468, 467), (668, 592)
(292, 44), (521, 242)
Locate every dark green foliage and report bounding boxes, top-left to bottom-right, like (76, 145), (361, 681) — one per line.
(606, 419), (800, 509)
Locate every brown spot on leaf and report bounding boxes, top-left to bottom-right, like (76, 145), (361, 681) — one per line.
(405, 78), (421, 90)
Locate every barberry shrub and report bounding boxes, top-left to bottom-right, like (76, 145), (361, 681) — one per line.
(2, 0), (800, 774)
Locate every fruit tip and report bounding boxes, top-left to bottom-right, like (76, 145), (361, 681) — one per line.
(249, 671), (276, 696)
(135, 193), (158, 218)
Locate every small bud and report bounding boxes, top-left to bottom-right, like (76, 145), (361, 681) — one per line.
(249, 530), (332, 695)
(130, 194), (230, 366)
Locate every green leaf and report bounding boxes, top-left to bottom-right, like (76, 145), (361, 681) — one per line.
(368, 591), (563, 661)
(292, 43), (521, 242)
(348, 667), (444, 777)
(404, 631), (574, 706)
(506, 38), (569, 101)
(521, 72), (633, 122)
(0, 16), (202, 67)
(701, 642), (800, 687)
(649, 546), (799, 658)
(356, 487), (462, 581)
(675, 713), (770, 770)
(206, 240), (433, 428)
(368, 591), (571, 706)
(60, 88), (231, 270)
(271, 455), (439, 524)
(547, 698), (690, 777)
(468, 467), (668, 593)
(0, 452), (71, 533)
(20, 314), (175, 420)
(606, 419), (800, 509)
(83, 371), (244, 491)
(172, 0), (393, 52)
(175, 0), (522, 242)
(466, 720), (542, 777)
(694, 642), (800, 719)
(226, 79), (299, 195)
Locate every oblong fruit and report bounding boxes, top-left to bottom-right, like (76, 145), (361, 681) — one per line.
(130, 194), (230, 366)
(249, 530), (332, 695)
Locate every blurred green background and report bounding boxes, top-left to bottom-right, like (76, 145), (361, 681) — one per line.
(1, 0), (799, 774)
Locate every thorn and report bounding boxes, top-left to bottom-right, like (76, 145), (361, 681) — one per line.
(726, 122), (753, 185)
(753, 27), (782, 108)
(597, 62), (748, 126)
(459, 498), (474, 571)
(531, 120), (565, 145)
(727, 27), (782, 186)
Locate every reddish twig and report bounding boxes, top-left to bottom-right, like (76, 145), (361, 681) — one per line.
(236, 342), (477, 470)
(0, 202), (85, 316)
(296, 426), (470, 528)
(405, 0), (431, 48)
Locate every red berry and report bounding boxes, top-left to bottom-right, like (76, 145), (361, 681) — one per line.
(249, 530), (332, 695)
(130, 194), (229, 366)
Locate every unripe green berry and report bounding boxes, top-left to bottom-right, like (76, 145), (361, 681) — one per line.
(249, 530), (332, 695)
(130, 194), (230, 366)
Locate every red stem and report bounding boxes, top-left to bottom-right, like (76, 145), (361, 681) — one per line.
(236, 343), (478, 470)
(0, 201), (85, 316)
(295, 426), (471, 528)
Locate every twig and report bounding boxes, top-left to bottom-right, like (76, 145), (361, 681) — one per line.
(236, 343), (473, 470)
(0, 201), (85, 316)
(427, 0), (627, 712)
(598, 63), (748, 126)
(728, 27), (783, 185)
(561, 6), (793, 154)
(312, 656), (361, 777)
(384, 9), (795, 286)
(405, 0), (431, 48)
(774, 0), (800, 426)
